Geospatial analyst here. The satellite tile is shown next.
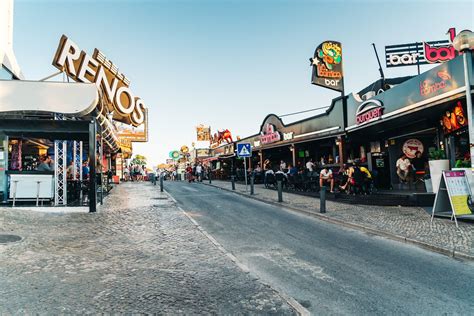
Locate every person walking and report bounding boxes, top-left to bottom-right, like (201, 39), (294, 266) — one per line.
(196, 163), (203, 182)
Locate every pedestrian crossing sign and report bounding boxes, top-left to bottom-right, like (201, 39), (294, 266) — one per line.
(237, 143), (252, 157)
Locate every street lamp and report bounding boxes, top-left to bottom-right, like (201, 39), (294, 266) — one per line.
(453, 30), (474, 180)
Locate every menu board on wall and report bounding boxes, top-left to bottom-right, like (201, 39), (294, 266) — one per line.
(432, 170), (473, 226)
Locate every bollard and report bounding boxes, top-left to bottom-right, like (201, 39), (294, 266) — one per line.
(250, 176), (254, 195)
(160, 174), (164, 192)
(320, 186), (326, 213)
(231, 176), (236, 190)
(277, 180), (283, 202)
(209, 171), (212, 184)
(153, 174), (157, 185)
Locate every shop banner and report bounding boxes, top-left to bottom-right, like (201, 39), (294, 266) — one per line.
(346, 54), (466, 128)
(311, 41), (344, 92)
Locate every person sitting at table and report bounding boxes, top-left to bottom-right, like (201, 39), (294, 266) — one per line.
(287, 164), (298, 176)
(36, 155), (54, 172)
(319, 167), (334, 193)
(339, 163), (354, 193)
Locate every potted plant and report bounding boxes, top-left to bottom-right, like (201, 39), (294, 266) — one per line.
(428, 149), (449, 193)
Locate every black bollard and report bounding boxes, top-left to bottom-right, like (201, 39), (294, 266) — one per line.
(320, 186), (326, 213)
(277, 180), (283, 202)
(160, 174), (164, 192)
(209, 171), (212, 184)
(231, 176), (236, 190)
(250, 176), (254, 195)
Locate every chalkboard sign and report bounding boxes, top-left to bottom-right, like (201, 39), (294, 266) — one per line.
(431, 170), (473, 227)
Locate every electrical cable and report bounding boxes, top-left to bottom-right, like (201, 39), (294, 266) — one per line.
(279, 106), (330, 118)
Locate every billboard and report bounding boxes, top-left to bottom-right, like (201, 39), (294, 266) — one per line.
(196, 124), (211, 141)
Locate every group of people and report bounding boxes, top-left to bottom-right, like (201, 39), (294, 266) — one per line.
(123, 164), (147, 182)
(36, 155), (91, 180)
(185, 163), (205, 183)
(249, 157), (374, 195)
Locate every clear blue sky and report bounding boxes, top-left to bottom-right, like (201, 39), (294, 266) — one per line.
(13, 0), (473, 166)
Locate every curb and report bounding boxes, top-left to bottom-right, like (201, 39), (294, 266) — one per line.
(203, 182), (474, 262)
(163, 189), (310, 316)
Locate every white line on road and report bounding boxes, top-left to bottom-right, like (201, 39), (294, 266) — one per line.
(163, 188), (311, 316)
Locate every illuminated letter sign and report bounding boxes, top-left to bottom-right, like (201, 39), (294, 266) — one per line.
(356, 100), (384, 125)
(52, 35), (147, 127)
(419, 71), (451, 96)
(385, 28), (458, 68)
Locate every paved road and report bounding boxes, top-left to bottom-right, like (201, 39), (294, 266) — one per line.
(0, 183), (293, 314)
(165, 181), (474, 315)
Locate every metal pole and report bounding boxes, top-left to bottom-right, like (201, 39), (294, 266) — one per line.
(277, 180), (283, 202)
(160, 174), (164, 192)
(462, 51), (474, 188)
(89, 119), (97, 213)
(231, 175), (235, 190)
(244, 157), (248, 192)
(250, 175), (254, 195)
(209, 166), (212, 184)
(320, 186), (326, 213)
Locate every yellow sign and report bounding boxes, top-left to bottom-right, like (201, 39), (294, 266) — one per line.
(450, 195), (472, 216)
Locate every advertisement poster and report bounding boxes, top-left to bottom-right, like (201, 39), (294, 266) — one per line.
(116, 109), (149, 142)
(311, 41), (344, 92)
(441, 101), (467, 134)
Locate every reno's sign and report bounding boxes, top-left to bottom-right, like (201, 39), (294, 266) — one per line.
(52, 35), (147, 127)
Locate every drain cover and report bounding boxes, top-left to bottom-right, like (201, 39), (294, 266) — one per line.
(0, 234), (22, 244)
(152, 197), (168, 200)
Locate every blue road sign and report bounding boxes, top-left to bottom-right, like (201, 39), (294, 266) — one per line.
(237, 143), (252, 157)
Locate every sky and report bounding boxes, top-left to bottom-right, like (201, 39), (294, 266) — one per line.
(12, 0), (474, 167)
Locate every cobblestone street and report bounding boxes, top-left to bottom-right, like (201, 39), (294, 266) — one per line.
(207, 180), (474, 258)
(0, 182), (294, 314)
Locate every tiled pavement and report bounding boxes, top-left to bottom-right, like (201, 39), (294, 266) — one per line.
(206, 180), (474, 259)
(0, 182), (294, 314)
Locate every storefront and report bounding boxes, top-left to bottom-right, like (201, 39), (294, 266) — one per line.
(0, 33), (149, 211)
(236, 96), (346, 173)
(344, 52), (473, 189)
(210, 143), (235, 180)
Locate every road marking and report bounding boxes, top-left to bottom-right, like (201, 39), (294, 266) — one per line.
(163, 188), (311, 316)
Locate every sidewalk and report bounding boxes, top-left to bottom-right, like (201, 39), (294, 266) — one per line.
(0, 182), (294, 314)
(205, 180), (474, 260)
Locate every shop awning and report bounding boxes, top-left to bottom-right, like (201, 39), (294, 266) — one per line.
(0, 79), (98, 115)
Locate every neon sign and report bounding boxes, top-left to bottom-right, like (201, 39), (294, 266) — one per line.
(419, 71), (451, 96)
(385, 28), (458, 68)
(356, 100), (384, 125)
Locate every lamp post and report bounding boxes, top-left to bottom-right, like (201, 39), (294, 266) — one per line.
(453, 30), (474, 183)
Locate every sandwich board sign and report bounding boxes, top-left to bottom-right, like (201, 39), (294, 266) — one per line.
(431, 170), (473, 227)
(237, 143), (252, 158)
